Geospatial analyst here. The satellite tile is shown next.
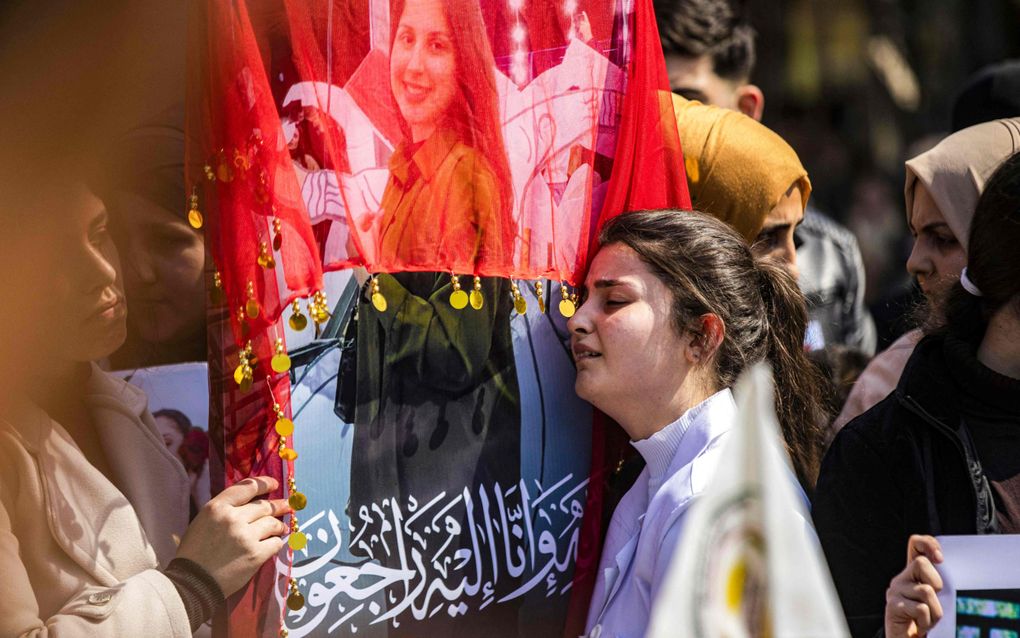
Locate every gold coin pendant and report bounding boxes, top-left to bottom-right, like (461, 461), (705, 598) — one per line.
(275, 418), (295, 437)
(514, 297), (528, 316)
(470, 290), (484, 310)
(289, 313), (307, 331)
(559, 299), (576, 318)
(288, 492), (307, 511)
(271, 353), (291, 373)
(288, 531), (307, 551)
(286, 590), (305, 611)
(450, 289), (468, 309)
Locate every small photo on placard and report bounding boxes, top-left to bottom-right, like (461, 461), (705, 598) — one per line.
(932, 535), (1020, 638)
(955, 589), (1020, 638)
(114, 362), (211, 513)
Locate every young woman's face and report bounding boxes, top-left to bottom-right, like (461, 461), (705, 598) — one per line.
(390, 0), (458, 143)
(107, 190), (205, 345)
(50, 184), (128, 363)
(567, 243), (690, 421)
(906, 183), (967, 303)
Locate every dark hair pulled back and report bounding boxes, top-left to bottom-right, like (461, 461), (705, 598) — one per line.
(938, 151), (1020, 341)
(599, 209), (828, 489)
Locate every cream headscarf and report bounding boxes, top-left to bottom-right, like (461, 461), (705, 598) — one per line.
(904, 118), (1020, 247)
(672, 93), (811, 243)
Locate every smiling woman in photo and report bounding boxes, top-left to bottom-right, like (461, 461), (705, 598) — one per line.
(375, 0), (514, 270)
(343, 0), (523, 633)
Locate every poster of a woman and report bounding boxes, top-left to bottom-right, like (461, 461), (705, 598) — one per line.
(344, 0), (523, 633)
(373, 0), (514, 270)
(198, 0), (674, 633)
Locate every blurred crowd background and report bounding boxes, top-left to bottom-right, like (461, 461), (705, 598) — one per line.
(745, 0), (1019, 347)
(2, 0), (1018, 350)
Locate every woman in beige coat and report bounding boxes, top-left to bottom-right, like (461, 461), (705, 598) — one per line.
(0, 179), (290, 637)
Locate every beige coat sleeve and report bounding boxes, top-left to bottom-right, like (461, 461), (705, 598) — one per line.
(0, 497), (192, 638)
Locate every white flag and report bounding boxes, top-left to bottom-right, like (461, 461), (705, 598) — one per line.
(646, 363), (849, 638)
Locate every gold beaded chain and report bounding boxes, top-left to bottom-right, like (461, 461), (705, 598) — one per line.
(266, 360), (308, 631)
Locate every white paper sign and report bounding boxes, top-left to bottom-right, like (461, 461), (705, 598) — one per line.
(932, 534), (1020, 638)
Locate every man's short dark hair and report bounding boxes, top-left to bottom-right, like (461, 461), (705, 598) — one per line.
(655, 0), (756, 82)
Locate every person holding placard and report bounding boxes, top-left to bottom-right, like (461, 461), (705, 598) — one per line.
(813, 147), (1020, 638)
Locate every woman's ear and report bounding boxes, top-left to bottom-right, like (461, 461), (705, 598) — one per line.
(686, 313), (725, 363)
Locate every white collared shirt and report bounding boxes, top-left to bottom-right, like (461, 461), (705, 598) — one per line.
(583, 389), (737, 638)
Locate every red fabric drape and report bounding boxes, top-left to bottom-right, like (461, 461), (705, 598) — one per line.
(195, 0), (676, 295)
(190, 0), (688, 635)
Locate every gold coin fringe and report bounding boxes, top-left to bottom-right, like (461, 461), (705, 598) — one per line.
(204, 144), (324, 635)
(361, 274), (579, 318)
(269, 374), (309, 631)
